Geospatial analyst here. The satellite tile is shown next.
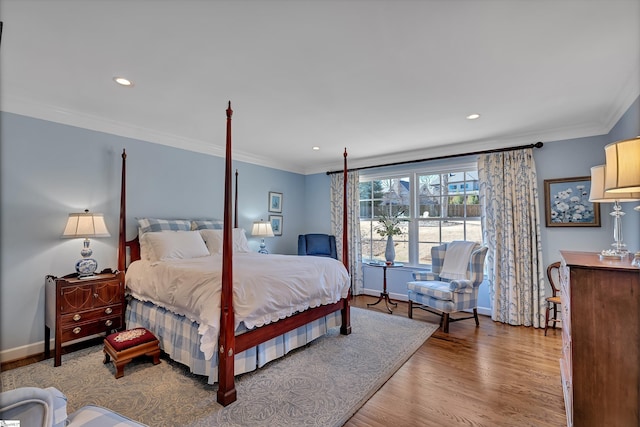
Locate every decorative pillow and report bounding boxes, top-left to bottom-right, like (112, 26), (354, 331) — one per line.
(143, 231), (210, 261)
(200, 228), (251, 254)
(191, 219), (224, 230)
(137, 218), (191, 234)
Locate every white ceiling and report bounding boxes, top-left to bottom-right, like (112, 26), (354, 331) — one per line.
(1, 0), (639, 174)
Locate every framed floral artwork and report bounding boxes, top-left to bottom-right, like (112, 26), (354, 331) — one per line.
(269, 215), (283, 236)
(268, 191), (283, 213)
(544, 176), (600, 227)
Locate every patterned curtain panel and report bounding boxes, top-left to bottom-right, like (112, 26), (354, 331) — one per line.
(478, 148), (545, 327)
(330, 170), (363, 295)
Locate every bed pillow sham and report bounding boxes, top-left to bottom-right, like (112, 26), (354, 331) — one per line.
(137, 218), (192, 234)
(199, 228), (251, 254)
(191, 219), (224, 230)
(142, 230), (210, 261)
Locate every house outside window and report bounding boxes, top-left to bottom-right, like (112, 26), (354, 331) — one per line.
(359, 162), (482, 266)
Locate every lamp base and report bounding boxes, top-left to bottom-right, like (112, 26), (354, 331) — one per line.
(258, 239), (269, 254)
(76, 257), (98, 277)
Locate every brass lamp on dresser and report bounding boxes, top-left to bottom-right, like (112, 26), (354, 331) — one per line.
(559, 251), (640, 427)
(45, 270), (125, 366)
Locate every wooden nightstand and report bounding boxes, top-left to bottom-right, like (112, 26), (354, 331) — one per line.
(45, 269), (125, 366)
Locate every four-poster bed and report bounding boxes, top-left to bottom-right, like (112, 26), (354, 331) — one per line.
(117, 102), (352, 406)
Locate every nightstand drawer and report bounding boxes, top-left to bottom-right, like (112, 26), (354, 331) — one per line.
(60, 315), (122, 341)
(60, 304), (123, 327)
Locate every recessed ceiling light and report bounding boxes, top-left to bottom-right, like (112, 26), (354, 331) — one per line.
(113, 77), (133, 87)
(466, 113), (480, 120)
(312, 146), (320, 151)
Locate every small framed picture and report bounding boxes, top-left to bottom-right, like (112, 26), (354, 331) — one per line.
(544, 176), (600, 227)
(269, 215), (283, 236)
(269, 191), (283, 213)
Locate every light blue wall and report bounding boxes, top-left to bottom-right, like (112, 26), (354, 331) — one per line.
(304, 172), (332, 233)
(0, 112), (308, 354)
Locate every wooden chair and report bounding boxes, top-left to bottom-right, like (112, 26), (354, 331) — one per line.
(544, 262), (562, 335)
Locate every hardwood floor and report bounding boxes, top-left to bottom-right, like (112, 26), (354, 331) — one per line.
(346, 295), (566, 427)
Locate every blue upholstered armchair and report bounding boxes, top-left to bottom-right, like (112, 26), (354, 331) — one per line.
(407, 242), (488, 333)
(297, 234), (337, 259)
(0, 386), (147, 427)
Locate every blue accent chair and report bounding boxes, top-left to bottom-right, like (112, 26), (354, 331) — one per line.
(297, 234), (337, 260)
(0, 386), (147, 426)
(407, 242), (488, 332)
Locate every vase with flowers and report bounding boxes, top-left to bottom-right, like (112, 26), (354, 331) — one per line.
(375, 210), (406, 264)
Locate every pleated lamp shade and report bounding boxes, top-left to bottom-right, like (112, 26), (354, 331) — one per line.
(589, 165), (640, 202)
(604, 137), (640, 194)
(62, 210), (110, 276)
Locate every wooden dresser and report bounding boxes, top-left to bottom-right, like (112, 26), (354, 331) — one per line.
(559, 251), (640, 427)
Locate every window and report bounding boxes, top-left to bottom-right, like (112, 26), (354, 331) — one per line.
(359, 163), (482, 266)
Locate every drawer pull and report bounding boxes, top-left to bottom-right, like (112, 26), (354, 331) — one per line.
(94, 293), (99, 299)
(104, 307), (113, 315)
(73, 314), (81, 321)
(72, 327), (81, 335)
(105, 320), (113, 327)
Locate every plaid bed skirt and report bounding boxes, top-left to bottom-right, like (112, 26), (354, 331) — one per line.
(125, 298), (341, 384)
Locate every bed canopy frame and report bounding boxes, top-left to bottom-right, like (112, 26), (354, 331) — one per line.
(117, 102), (351, 406)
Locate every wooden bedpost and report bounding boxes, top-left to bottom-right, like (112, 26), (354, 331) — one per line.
(118, 149), (127, 272)
(341, 148), (352, 335)
(234, 169), (239, 229)
(217, 101), (237, 406)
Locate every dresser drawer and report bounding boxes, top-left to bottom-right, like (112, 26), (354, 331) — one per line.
(60, 304), (122, 327)
(60, 315), (122, 341)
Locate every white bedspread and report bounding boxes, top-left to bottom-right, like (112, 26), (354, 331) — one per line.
(125, 253), (350, 360)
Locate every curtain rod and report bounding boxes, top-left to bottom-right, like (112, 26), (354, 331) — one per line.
(326, 141), (544, 175)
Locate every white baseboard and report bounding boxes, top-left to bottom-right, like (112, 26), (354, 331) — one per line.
(1, 335), (102, 364)
(0, 339), (51, 363)
(358, 289), (492, 317)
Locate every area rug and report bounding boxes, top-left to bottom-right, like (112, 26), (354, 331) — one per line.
(1, 307), (438, 427)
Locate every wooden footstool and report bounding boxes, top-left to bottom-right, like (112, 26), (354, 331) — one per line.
(103, 328), (161, 379)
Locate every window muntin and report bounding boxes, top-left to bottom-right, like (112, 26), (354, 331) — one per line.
(360, 166), (481, 266)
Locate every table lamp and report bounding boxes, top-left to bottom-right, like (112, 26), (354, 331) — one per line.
(62, 209), (111, 277)
(589, 165), (640, 255)
(251, 219), (274, 254)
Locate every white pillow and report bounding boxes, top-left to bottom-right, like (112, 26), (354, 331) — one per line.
(200, 228), (251, 254)
(138, 228), (153, 261)
(142, 231), (210, 261)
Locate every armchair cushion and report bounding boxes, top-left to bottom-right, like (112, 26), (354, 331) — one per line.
(408, 280), (455, 300)
(68, 405), (147, 426)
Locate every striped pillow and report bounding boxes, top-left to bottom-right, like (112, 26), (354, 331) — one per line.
(137, 218), (191, 234)
(191, 219), (224, 230)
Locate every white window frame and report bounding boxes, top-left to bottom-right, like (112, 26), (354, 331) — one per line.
(359, 159), (479, 267)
